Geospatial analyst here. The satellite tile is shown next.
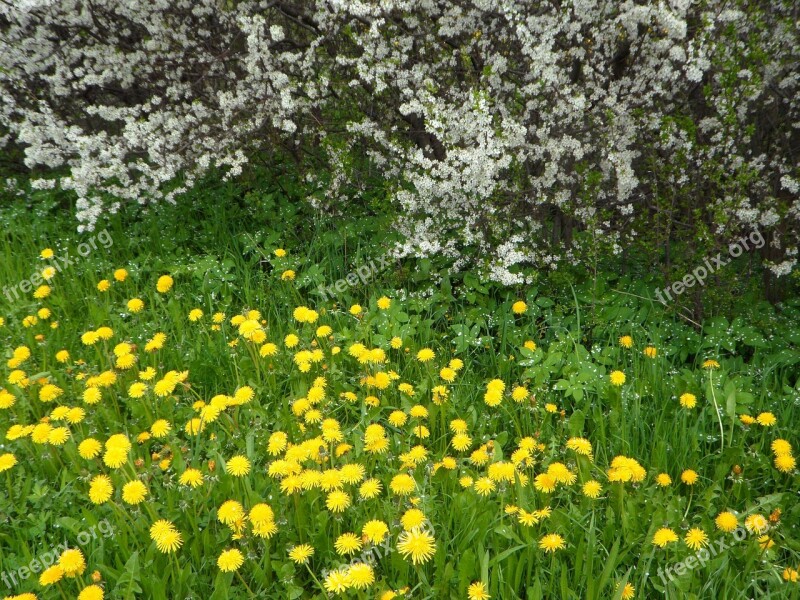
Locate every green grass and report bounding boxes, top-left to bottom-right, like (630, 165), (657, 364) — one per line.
(0, 180), (798, 600)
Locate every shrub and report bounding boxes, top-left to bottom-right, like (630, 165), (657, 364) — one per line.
(1, 1), (797, 283)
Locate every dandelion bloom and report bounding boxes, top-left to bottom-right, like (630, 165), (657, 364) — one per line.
(582, 480), (602, 498)
(401, 509), (426, 531)
(774, 454), (796, 473)
(225, 455), (251, 477)
(78, 585), (104, 600)
(756, 412), (776, 426)
(656, 473), (672, 487)
(156, 275), (174, 293)
(643, 346), (657, 358)
(39, 564), (64, 585)
(149, 520), (183, 553)
(440, 367), (456, 382)
(512, 301), (527, 314)
(534, 473), (557, 493)
(88, 475), (113, 504)
(547, 463), (576, 485)
(617, 583), (635, 600)
(127, 298), (144, 313)
(58, 548), (86, 576)
(468, 581), (490, 600)
(396, 529), (436, 564)
(248, 504), (274, 527)
(346, 563), (374, 589)
(506, 387), (527, 404)
(681, 469), (699, 485)
(326, 490), (351, 513)
(126, 382), (147, 400)
(34, 284), (51, 298)
(324, 569), (349, 594)
(517, 510), (540, 526)
(618, 335), (633, 348)
(79, 439), (102, 459)
(377, 296), (391, 309)
(390, 473), (416, 495)
(150, 419), (171, 438)
(702, 359), (720, 369)
(0, 453), (17, 472)
(474, 477), (496, 496)
(452, 433), (472, 452)
(217, 549), (244, 572)
(334, 532), (362, 555)
(288, 544), (314, 565)
(122, 480), (148, 505)
(388, 410), (408, 427)
(416, 348), (435, 362)
(715, 511), (738, 532)
(758, 535), (774, 550)
(652, 528), (679, 547)
(771, 439), (792, 456)
(179, 468), (204, 488)
(39, 383), (63, 402)
(359, 479), (382, 499)
(217, 500), (245, 525)
(566, 437), (593, 458)
(539, 534), (566, 553)
(744, 514), (769, 534)
(362, 520), (389, 544)
(679, 393), (697, 409)
(685, 528), (709, 550)
(609, 370), (626, 386)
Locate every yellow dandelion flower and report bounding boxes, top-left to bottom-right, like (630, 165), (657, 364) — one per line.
(334, 532), (362, 555)
(715, 511), (738, 532)
(396, 529), (436, 564)
(652, 528), (679, 547)
(538, 534), (566, 553)
(217, 549), (244, 572)
(288, 544), (314, 565)
(609, 370), (626, 386)
(684, 528), (708, 551)
(467, 581), (491, 600)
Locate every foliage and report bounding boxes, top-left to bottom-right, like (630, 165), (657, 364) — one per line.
(1, 0), (798, 286)
(0, 192), (798, 599)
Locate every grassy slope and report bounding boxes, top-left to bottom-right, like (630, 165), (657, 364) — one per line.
(0, 178), (798, 599)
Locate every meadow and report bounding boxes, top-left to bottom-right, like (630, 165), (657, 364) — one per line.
(0, 183), (798, 600)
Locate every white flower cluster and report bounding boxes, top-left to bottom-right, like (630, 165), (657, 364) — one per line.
(1, 0), (797, 280)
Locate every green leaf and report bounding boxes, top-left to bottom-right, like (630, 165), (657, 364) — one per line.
(569, 410), (586, 436)
(114, 551), (143, 600)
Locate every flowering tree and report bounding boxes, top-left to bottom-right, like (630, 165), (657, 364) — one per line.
(1, 0), (797, 284)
